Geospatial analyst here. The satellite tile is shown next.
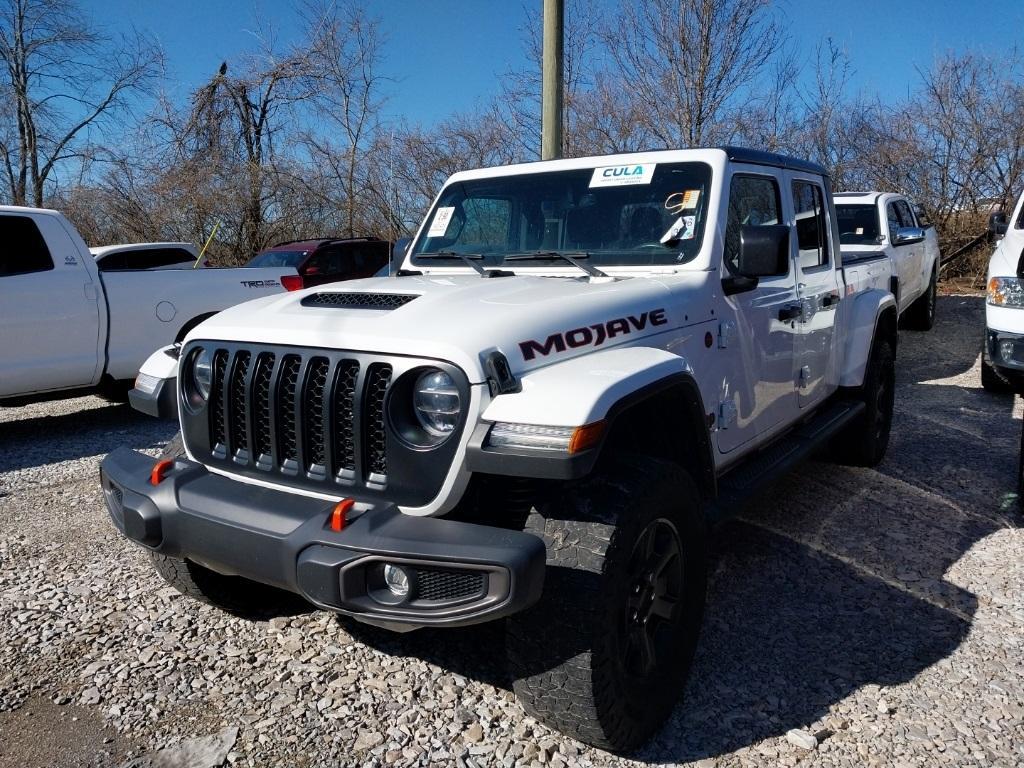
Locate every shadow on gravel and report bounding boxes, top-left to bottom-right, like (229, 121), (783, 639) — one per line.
(0, 401), (176, 474)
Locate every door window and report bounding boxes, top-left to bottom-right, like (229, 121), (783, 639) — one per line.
(895, 200), (916, 229)
(724, 175), (783, 275)
(792, 181), (829, 269)
(0, 216), (54, 276)
(886, 202), (903, 242)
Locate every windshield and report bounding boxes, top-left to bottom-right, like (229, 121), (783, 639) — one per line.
(247, 250), (308, 268)
(836, 204), (882, 245)
(411, 161), (712, 270)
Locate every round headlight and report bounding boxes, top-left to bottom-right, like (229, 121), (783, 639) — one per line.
(192, 347), (213, 401)
(413, 369), (461, 438)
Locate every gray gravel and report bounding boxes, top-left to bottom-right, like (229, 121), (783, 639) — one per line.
(2, 293), (1023, 768)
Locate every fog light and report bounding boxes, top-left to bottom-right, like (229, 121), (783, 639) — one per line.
(383, 564), (410, 597)
(1000, 340), (1016, 363)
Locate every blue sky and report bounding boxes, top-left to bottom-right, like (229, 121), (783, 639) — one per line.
(95, 0), (1023, 126)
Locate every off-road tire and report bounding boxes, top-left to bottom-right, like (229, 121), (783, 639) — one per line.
(836, 336), (896, 467)
(506, 455), (707, 753)
(904, 271), (937, 331)
(149, 432), (303, 619)
(981, 343), (1014, 393)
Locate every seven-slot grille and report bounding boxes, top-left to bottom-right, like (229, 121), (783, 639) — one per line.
(202, 346), (396, 488)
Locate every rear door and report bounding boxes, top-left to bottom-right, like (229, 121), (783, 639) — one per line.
(0, 213), (103, 397)
(790, 175), (841, 408)
(716, 169), (799, 453)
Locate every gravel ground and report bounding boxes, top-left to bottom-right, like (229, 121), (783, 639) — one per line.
(1, 292), (1022, 768)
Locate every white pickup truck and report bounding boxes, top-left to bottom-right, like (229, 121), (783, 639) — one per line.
(0, 206), (296, 405)
(102, 148), (899, 751)
(982, 192), (1024, 392)
(834, 191), (941, 330)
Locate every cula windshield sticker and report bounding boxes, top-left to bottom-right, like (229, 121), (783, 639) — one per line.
(589, 163), (657, 188)
(427, 206), (456, 237)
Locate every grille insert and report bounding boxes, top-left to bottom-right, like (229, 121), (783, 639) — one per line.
(301, 292), (418, 310)
(304, 357), (330, 473)
(364, 364), (392, 478)
(277, 355), (302, 468)
(229, 351), (251, 458)
(210, 350), (228, 450)
(415, 568), (486, 602)
(251, 353), (275, 463)
(332, 360), (360, 475)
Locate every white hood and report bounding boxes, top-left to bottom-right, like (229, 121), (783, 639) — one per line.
(187, 273), (704, 382)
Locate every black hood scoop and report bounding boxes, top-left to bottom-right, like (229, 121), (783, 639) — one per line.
(300, 292), (419, 310)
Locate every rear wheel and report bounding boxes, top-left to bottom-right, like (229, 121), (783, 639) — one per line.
(904, 271), (937, 331)
(836, 336), (895, 467)
(506, 455), (707, 752)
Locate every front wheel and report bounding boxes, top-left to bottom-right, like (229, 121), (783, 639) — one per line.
(506, 455), (707, 752)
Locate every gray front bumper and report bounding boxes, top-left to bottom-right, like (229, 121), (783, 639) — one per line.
(99, 447), (545, 630)
(987, 329), (1024, 373)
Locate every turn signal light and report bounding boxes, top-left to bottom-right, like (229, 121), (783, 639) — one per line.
(569, 421), (606, 454)
(329, 499), (354, 532)
(150, 459), (174, 486)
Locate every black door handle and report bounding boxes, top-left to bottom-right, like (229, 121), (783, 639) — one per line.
(778, 305), (801, 322)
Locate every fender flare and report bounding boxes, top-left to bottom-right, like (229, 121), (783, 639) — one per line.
(469, 346), (714, 494)
(840, 288), (898, 388)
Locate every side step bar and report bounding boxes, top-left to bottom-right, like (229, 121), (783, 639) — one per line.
(709, 399), (866, 522)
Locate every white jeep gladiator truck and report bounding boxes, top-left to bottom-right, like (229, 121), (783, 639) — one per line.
(834, 191), (941, 330)
(0, 206), (296, 405)
(101, 148), (898, 751)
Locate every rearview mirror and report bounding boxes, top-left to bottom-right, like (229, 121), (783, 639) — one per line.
(894, 227), (925, 246)
(737, 225), (790, 277)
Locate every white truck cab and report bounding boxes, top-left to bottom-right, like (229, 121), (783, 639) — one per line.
(834, 191), (941, 329)
(102, 147), (898, 752)
(0, 206), (296, 405)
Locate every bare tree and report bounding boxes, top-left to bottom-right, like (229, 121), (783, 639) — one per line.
(300, 1), (386, 238)
(0, 0), (159, 206)
(606, 0), (782, 147)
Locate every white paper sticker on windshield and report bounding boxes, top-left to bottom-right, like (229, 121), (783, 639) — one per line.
(660, 215), (696, 243)
(589, 163), (657, 188)
(427, 206), (455, 237)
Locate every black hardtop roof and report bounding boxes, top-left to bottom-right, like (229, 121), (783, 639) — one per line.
(721, 146), (828, 177)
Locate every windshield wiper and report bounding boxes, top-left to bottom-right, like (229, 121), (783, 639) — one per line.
(504, 251), (608, 278)
(415, 251), (489, 277)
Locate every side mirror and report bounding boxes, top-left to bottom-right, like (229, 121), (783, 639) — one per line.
(989, 212), (1009, 237)
(737, 225), (790, 277)
(894, 226), (925, 246)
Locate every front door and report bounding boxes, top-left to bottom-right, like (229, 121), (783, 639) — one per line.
(790, 175), (840, 408)
(716, 170), (799, 453)
(0, 214), (103, 397)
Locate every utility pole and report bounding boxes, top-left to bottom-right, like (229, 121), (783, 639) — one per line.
(541, 0), (564, 160)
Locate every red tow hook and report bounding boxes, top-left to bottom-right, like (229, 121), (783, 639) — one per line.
(149, 459), (174, 486)
(329, 499), (354, 532)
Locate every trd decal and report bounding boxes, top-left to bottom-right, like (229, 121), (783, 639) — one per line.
(240, 279), (281, 288)
(519, 309), (668, 361)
